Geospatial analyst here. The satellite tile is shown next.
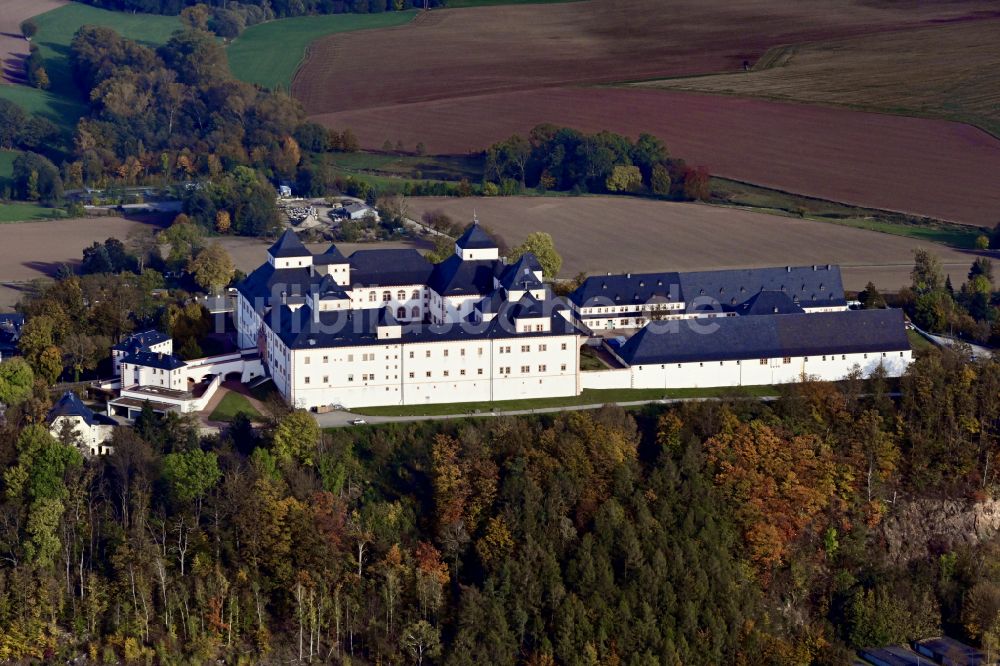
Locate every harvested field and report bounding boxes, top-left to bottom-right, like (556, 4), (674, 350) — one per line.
(0, 0), (66, 85)
(635, 20), (1000, 138)
(293, 0), (999, 114)
(405, 196), (982, 291)
(318, 88), (1000, 227)
(0, 215), (164, 308)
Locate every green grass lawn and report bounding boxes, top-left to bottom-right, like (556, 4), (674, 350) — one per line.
(907, 329), (937, 352)
(352, 385), (776, 417)
(31, 4), (181, 101)
(209, 391), (262, 422)
(711, 177), (983, 250)
(227, 11), (416, 90)
(0, 202), (67, 222)
(0, 151), (17, 186)
(328, 151), (483, 182)
(0, 86), (87, 135)
(0, 4), (179, 137)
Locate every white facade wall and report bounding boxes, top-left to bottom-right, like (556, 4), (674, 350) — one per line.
(457, 246), (499, 261)
(350, 286), (428, 321)
(49, 416), (113, 456)
(627, 350), (913, 390)
(121, 360), (186, 390)
(282, 333), (581, 409)
(581, 369), (632, 390)
(112, 338), (172, 376)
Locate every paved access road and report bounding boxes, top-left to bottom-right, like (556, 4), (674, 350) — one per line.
(314, 395), (779, 428)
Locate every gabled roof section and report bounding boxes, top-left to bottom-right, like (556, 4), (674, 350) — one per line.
(499, 253), (543, 291)
(267, 229), (311, 258)
(348, 249), (434, 287)
(272, 297), (585, 350)
(456, 223), (496, 250)
(113, 329), (170, 353)
(570, 272), (681, 308)
(313, 244), (347, 265)
(509, 293), (546, 318)
(315, 274), (349, 300)
(236, 263), (314, 307)
(680, 265), (845, 311)
(378, 306), (400, 326)
(48, 391), (99, 426)
(123, 351), (187, 371)
(735, 290), (805, 317)
(618, 308), (909, 366)
(428, 255), (500, 296)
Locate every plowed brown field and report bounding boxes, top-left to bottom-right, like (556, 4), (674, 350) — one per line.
(293, 0), (1000, 114)
(405, 196), (982, 291)
(316, 88), (1000, 227)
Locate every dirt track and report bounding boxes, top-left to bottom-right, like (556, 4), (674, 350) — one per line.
(405, 196), (983, 292)
(293, 0), (999, 114)
(317, 88), (1000, 227)
(0, 0), (65, 84)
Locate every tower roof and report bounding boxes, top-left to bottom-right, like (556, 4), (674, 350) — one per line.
(268, 229), (310, 258)
(456, 223), (496, 250)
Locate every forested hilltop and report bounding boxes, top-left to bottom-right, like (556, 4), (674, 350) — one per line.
(0, 346), (998, 663)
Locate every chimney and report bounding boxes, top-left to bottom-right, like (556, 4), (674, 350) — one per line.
(785, 266), (791, 272)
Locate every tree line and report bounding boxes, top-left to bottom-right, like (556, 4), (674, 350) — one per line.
(0, 343), (998, 662)
(483, 125), (711, 200)
(71, 0), (445, 22)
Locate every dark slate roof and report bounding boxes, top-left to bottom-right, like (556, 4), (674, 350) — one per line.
(456, 223), (496, 250)
(113, 329), (171, 353)
(48, 391), (114, 427)
(617, 308), (909, 365)
(428, 255), (500, 296)
(272, 299), (585, 350)
(315, 274), (349, 300)
(475, 289), (508, 314)
(680, 265), (845, 311)
(378, 306), (400, 326)
(914, 637), (987, 665)
(236, 263), (314, 307)
(498, 253), (543, 291)
(123, 350), (187, 371)
(735, 290), (805, 317)
(313, 244), (347, 265)
(570, 272), (682, 308)
(509, 293), (546, 318)
(267, 229), (311, 258)
(0, 313), (25, 330)
(348, 249), (433, 287)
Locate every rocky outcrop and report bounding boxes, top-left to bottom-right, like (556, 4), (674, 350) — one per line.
(879, 498), (1000, 565)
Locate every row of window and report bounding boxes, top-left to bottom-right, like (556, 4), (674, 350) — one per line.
(367, 289), (425, 302)
(303, 363), (570, 385)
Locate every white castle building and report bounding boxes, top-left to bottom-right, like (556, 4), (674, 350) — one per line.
(232, 226), (913, 410)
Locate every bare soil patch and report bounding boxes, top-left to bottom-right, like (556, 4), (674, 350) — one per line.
(317, 88), (1000, 227)
(0, 0), (66, 85)
(405, 196), (981, 291)
(293, 0), (999, 114)
(635, 19), (1000, 138)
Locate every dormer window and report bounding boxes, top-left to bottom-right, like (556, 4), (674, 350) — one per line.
(639, 281), (645, 287)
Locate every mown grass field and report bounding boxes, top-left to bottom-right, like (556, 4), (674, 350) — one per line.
(328, 151), (482, 182)
(228, 11), (416, 90)
(30, 4), (181, 100)
(634, 20), (1000, 138)
(0, 4), (179, 135)
(208, 391), (262, 422)
(352, 385), (777, 417)
(0, 202), (67, 223)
